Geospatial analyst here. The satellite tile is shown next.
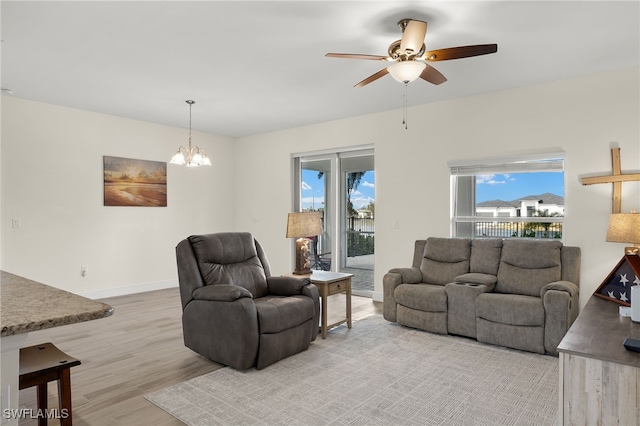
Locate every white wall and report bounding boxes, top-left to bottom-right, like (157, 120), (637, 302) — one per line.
(234, 67), (640, 309)
(1, 97), (236, 296)
(2, 68), (638, 309)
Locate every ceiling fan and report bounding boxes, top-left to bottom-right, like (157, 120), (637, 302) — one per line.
(326, 19), (498, 87)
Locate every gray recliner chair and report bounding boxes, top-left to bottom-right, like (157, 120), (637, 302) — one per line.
(176, 232), (320, 370)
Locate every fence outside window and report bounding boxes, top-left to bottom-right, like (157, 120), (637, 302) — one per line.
(347, 217), (375, 256)
(455, 216), (564, 239)
(473, 220), (562, 238)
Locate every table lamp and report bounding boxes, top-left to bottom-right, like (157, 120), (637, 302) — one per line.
(286, 212), (323, 275)
(606, 211), (640, 255)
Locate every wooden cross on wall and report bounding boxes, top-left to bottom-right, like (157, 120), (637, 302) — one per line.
(581, 147), (640, 213)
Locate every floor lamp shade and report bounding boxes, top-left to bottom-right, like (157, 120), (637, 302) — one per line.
(286, 212), (323, 275)
(607, 213), (640, 255)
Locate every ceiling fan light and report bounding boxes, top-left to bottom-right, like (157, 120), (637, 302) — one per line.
(388, 61), (426, 83)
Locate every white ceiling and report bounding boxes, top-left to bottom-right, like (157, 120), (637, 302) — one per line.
(1, 1), (639, 138)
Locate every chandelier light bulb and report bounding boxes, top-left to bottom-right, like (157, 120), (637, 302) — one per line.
(170, 151), (186, 165)
(192, 151), (203, 165)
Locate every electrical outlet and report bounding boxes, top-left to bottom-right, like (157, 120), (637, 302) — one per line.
(392, 220), (400, 229)
(11, 218), (21, 229)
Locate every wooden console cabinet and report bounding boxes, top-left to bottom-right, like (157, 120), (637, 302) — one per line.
(557, 296), (640, 425)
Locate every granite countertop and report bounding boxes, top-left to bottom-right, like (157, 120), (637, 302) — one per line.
(1, 271), (113, 337)
(557, 295), (640, 368)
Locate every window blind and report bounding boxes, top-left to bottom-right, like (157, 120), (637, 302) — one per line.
(448, 151), (565, 176)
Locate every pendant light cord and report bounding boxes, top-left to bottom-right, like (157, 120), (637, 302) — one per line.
(187, 100), (195, 151)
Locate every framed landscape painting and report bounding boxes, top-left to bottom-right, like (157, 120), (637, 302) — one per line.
(103, 156), (167, 207)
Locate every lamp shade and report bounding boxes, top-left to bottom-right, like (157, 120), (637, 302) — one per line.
(286, 212), (323, 238)
(607, 213), (640, 243)
(388, 61), (426, 83)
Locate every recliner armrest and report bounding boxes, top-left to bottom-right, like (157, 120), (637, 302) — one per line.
(267, 276), (310, 296)
(388, 267), (422, 284)
(300, 282), (320, 341)
(192, 284), (253, 302)
(540, 280), (579, 298)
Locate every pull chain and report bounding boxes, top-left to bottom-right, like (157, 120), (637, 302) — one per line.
(402, 83), (409, 130)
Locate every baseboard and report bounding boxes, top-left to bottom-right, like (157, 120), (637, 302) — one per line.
(79, 279), (178, 300)
(372, 291), (383, 302)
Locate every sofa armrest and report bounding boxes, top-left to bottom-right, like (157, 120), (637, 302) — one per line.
(388, 267), (422, 283)
(192, 284), (253, 302)
(541, 280), (580, 355)
(540, 280), (579, 298)
(383, 272), (402, 322)
(383, 267), (421, 322)
(267, 276), (310, 296)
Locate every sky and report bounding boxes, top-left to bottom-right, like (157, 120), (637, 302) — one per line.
(301, 170), (375, 211)
(476, 172), (564, 203)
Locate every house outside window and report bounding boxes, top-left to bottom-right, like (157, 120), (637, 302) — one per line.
(449, 151), (565, 239)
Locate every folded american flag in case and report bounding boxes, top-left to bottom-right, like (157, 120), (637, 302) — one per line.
(595, 255), (640, 306)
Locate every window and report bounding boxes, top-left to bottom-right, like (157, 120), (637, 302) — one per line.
(449, 151), (565, 239)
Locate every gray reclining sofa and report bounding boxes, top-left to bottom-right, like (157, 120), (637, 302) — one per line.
(383, 237), (580, 355)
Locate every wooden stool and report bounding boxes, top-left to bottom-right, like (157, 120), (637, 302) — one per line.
(19, 343), (81, 426)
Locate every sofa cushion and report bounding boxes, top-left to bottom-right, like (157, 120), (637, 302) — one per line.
(476, 293), (544, 326)
(395, 284), (447, 312)
(496, 239), (562, 297)
(255, 295), (315, 334)
(420, 238), (471, 285)
(470, 238), (503, 275)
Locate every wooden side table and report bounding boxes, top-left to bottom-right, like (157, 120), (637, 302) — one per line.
(305, 271), (353, 339)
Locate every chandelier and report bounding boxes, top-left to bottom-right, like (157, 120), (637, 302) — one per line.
(169, 100), (212, 167)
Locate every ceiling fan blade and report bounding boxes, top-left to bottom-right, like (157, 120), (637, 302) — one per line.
(419, 64), (447, 85)
(354, 68), (389, 88)
(400, 20), (427, 54)
(424, 44), (498, 61)
(325, 53), (388, 61)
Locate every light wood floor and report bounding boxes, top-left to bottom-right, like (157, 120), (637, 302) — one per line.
(18, 287), (382, 425)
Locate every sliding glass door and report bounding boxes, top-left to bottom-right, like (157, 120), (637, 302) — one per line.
(299, 156), (334, 272)
(293, 147), (374, 297)
(339, 153), (375, 297)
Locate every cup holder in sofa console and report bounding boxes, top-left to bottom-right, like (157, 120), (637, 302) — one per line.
(450, 281), (481, 287)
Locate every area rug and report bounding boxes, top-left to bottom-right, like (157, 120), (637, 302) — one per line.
(146, 316), (558, 426)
